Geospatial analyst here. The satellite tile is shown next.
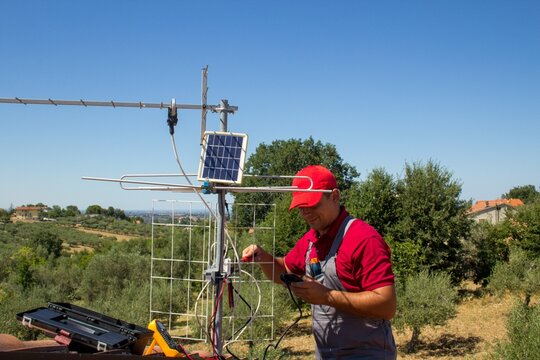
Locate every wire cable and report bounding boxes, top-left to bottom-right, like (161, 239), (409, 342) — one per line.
(223, 277), (258, 359)
(262, 284), (304, 360)
(209, 279), (227, 360)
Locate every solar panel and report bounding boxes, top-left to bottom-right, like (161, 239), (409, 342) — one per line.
(197, 131), (248, 185)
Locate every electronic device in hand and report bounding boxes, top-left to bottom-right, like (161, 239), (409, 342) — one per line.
(280, 272), (303, 285)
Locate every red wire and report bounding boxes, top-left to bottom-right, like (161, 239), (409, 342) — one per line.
(209, 278), (227, 359)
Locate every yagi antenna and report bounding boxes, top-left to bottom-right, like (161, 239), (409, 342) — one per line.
(0, 66), (238, 140)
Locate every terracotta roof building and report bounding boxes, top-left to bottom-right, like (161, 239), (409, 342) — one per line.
(14, 206), (46, 221)
(468, 198), (524, 224)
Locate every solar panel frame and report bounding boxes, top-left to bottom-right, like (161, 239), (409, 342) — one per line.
(197, 131), (248, 185)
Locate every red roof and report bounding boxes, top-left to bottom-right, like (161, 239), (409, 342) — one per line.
(469, 198), (524, 213)
(15, 206), (46, 211)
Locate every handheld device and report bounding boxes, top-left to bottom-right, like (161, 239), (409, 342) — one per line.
(143, 319), (190, 358)
(280, 273), (303, 285)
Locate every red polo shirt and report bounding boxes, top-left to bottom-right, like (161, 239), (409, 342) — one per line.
(284, 208), (395, 292)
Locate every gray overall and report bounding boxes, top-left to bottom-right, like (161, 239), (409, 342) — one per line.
(305, 216), (397, 359)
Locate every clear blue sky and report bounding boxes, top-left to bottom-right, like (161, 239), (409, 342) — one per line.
(1, 1), (539, 211)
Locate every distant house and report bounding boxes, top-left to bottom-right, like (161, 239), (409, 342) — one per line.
(468, 199), (524, 224)
(14, 206), (46, 221)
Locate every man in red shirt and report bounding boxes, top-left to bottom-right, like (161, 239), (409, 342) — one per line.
(242, 165), (397, 359)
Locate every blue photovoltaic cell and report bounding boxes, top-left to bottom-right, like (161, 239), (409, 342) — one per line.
(200, 133), (245, 183)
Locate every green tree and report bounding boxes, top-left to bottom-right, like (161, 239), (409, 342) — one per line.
(106, 206), (115, 217)
(486, 201), (540, 258)
(86, 204), (103, 215)
(64, 205), (81, 217)
(393, 270), (458, 353)
(0, 208), (10, 223)
(386, 237), (425, 284)
(462, 222), (509, 285)
(507, 201), (540, 256)
(343, 167), (398, 237)
(389, 160), (472, 283)
(9, 246), (44, 291)
(31, 230), (63, 258)
(502, 184), (539, 204)
(113, 207), (127, 220)
(47, 205), (63, 218)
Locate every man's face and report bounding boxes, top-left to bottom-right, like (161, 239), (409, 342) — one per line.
(297, 189), (339, 234)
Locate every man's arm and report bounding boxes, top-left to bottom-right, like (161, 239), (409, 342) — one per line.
(291, 279), (396, 320)
(242, 244), (290, 285)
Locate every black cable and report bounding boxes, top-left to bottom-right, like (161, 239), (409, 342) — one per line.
(225, 281), (254, 360)
(262, 284), (303, 360)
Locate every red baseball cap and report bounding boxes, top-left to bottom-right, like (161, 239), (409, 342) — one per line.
(289, 165), (337, 210)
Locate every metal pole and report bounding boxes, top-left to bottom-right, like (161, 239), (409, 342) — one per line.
(212, 99), (231, 356)
(219, 99), (229, 130)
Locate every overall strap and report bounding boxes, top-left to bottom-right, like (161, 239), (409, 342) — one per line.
(326, 215), (355, 260)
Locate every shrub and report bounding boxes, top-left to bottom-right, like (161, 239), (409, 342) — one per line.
(462, 222), (509, 285)
(489, 247), (540, 307)
(489, 302), (540, 359)
(393, 270), (458, 353)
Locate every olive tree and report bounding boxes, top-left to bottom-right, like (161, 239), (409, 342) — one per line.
(393, 270), (458, 353)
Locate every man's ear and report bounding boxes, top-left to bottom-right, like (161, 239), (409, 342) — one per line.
(331, 188), (340, 203)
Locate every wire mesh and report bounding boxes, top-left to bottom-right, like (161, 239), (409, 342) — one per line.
(148, 199), (277, 345)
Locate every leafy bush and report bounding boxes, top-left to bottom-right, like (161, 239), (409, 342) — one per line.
(489, 247), (540, 307)
(77, 248), (149, 303)
(462, 222), (509, 285)
(488, 302), (540, 359)
(393, 270), (458, 353)
(386, 236), (425, 285)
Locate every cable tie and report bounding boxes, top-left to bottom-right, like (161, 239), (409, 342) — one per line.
(49, 98), (57, 106)
(80, 99), (87, 107)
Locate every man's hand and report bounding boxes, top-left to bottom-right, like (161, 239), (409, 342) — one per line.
(241, 244), (289, 285)
(289, 275), (331, 305)
(241, 244), (272, 263)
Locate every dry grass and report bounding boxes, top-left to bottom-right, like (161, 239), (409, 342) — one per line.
(275, 287), (513, 360)
(74, 226), (139, 241)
